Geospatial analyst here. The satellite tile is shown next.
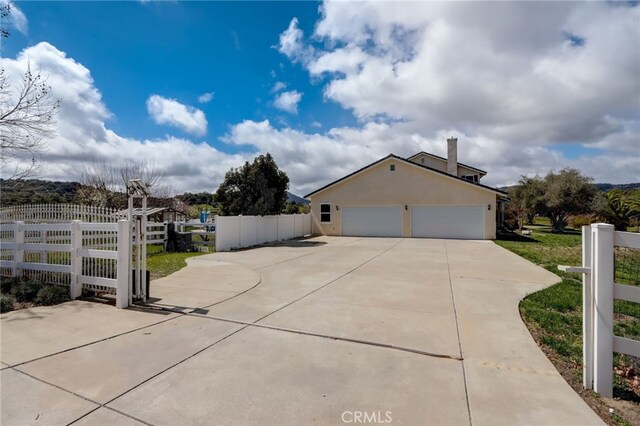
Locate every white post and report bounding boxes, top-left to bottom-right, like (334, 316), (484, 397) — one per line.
(40, 230), (47, 263)
(582, 225), (593, 389)
(70, 220), (83, 299)
(13, 221), (24, 277)
(140, 196), (147, 301)
(592, 223), (614, 398)
(116, 219), (130, 309)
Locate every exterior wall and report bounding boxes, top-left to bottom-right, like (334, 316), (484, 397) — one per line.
(309, 158), (497, 239)
(408, 153), (484, 181)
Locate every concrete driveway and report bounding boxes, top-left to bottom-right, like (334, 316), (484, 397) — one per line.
(1, 237), (603, 425)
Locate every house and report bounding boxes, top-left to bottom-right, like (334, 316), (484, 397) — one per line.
(304, 138), (508, 240)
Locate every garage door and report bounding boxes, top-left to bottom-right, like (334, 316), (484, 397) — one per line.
(342, 206), (403, 237)
(411, 205), (485, 239)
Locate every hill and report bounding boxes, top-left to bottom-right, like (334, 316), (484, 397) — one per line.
(0, 179), (81, 206)
(499, 182), (640, 193)
(287, 192), (309, 205)
(1, 179), (311, 208)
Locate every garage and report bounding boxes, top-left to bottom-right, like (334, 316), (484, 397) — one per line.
(342, 206), (403, 237)
(411, 205), (485, 239)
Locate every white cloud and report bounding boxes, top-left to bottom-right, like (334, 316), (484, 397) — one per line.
(277, 1), (639, 170)
(273, 90), (303, 114)
(146, 95), (208, 136)
(0, 43), (240, 193)
(271, 81), (287, 93)
(197, 91), (214, 103)
(1, 0), (28, 35)
(275, 17), (314, 64)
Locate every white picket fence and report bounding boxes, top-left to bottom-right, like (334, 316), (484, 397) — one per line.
(215, 214), (311, 252)
(559, 223), (640, 398)
(0, 204), (118, 223)
(0, 220), (131, 308)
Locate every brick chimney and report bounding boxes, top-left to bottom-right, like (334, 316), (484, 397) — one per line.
(447, 137), (458, 176)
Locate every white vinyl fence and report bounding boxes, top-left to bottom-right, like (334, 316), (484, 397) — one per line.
(559, 223), (640, 398)
(0, 204), (118, 223)
(1, 220), (131, 308)
(215, 214), (311, 252)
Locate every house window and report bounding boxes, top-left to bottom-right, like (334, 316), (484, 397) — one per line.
(461, 175), (478, 183)
(320, 203), (331, 223)
(390, 164), (395, 171)
(421, 158), (425, 164)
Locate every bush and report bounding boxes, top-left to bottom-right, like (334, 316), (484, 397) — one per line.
(1, 277), (17, 294)
(12, 278), (44, 303)
(35, 285), (69, 306)
(569, 214), (593, 229)
(0, 294), (14, 313)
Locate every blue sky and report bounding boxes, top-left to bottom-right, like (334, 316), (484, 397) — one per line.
(1, 1), (638, 194)
(4, 1), (355, 145)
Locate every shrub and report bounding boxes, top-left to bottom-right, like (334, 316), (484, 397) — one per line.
(1, 277), (17, 294)
(35, 285), (69, 306)
(12, 278), (44, 303)
(0, 294), (14, 313)
(569, 214), (593, 229)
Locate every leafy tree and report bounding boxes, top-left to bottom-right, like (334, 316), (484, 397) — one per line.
(508, 176), (545, 227)
(541, 168), (597, 233)
(215, 153), (289, 216)
(284, 201), (310, 214)
(593, 189), (640, 231)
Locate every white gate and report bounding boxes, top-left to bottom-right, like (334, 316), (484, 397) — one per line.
(559, 223), (640, 397)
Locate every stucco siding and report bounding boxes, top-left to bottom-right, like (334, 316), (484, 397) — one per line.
(309, 158), (497, 239)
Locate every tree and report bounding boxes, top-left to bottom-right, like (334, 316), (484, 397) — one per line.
(509, 176), (545, 228)
(1, 3), (60, 179)
(593, 189), (640, 231)
(215, 153), (289, 216)
(541, 168), (597, 233)
(75, 159), (171, 209)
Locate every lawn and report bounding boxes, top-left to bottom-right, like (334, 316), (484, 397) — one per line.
(496, 222), (640, 426)
(146, 243), (209, 280)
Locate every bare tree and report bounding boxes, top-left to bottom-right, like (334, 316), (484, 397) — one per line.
(0, 1), (60, 179)
(0, 63), (61, 179)
(76, 159), (173, 209)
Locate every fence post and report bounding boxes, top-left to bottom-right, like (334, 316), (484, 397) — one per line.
(163, 221), (168, 251)
(40, 230), (48, 263)
(116, 219), (130, 309)
(592, 223), (615, 398)
(582, 225), (593, 389)
(13, 221), (24, 277)
(70, 220), (82, 299)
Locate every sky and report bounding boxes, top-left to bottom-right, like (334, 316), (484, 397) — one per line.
(1, 0), (639, 196)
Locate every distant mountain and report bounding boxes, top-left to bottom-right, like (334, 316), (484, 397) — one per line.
(499, 182), (640, 193)
(287, 192), (309, 205)
(594, 183), (640, 191)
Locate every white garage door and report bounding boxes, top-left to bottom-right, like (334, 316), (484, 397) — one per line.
(342, 206), (403, 237)
(411, 205), (485, 239)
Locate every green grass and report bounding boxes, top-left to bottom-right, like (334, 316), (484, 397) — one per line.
(496, 222), (640, 415)
(146, 244), (208, 280)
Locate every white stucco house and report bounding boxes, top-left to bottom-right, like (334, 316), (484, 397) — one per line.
(305, 138), (508, 240)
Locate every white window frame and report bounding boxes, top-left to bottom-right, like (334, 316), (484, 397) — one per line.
(320, 203), (332, 224)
